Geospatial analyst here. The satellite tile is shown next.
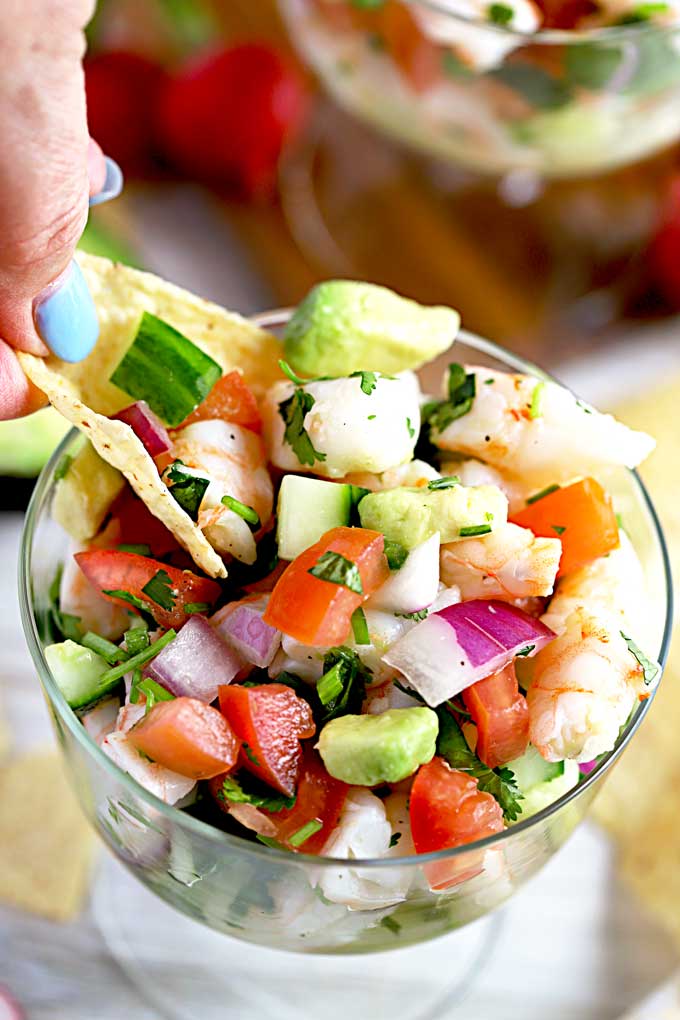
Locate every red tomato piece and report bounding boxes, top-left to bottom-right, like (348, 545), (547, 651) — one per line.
(129, 697), (240, 780)
(410, 757), (504, 889)
(537, 0), (598, 27)
(85, 52), (167, 177)
(74, 549), (222, 630)
(156, 43), (310, 200)
(179, 371), (262, 433)
(510, 477), (620, 578)
(263, 526), (389, 646)
(108, 488), (180, 558)
(380, 1), (442, 93)
(462, 663), (529, 769)
(219, 684), (316, 797)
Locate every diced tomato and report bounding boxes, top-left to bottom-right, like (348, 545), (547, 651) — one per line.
(107, 488), (181, 558)
(536, 0), (598, 28)
(75, 549), (222, 630)
(462, 663), (529, 769)
(380, 1), (442, 93)
(410, 757), (505, 889)
(128, 697), (240, 780)
(219, 684), (316, 797)
(179, 371), (262, 433)
(263, 526), (389, 645)
(265, 748), (349, 853)
(510, 477), (620, 578)
(243, 558), (288, 594)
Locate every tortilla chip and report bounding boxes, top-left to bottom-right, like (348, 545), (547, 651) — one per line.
(0, 699), (9, 764)
(0, 749), (96, 920)
(19, 253), (285, 578)
(592, 374), (680, 941)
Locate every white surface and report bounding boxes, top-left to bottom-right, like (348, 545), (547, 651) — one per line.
(1, 195), (679, 1018)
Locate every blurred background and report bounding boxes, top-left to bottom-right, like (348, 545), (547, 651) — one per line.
(1, 0), (680, 1017)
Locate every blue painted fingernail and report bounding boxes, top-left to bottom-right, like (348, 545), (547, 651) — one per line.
(89, 156), (124, 207)
(33, 260), (99, 362)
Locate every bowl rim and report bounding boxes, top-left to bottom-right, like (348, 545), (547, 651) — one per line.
(353, 0), (680, 47)
(18, 319), (674, 871)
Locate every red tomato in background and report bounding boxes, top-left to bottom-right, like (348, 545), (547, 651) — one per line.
(219, 684), (316, 797)
(535, 0), (598, 27)
(462, 663), (529, 769)
(263, 526), (389, 646)
(156, 43), (311, 199)
(75, 549), (221, 630)
(647, 175), (680, 309)
(410, 757), (504, 889)
(85, 51), (168, 176)
(108, 488), (180, 559)
(179, 371), (262, 432)
(263, 748), (349, 853)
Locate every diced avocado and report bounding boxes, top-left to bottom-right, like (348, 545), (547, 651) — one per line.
(277, 475), (353, 560)
(283, 281), (460, 377)
(52, 439), (125, 542)
(44, 640), (120, 710)
(506, 745), (579, 825)
(358, 484), (508, 549)
(318, 707), (438, 785)
(0, 407), (69, 477)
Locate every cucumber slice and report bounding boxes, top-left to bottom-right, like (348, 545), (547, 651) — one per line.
(276, 475), (353, 560)
(508, 744), (563, 790)
(44, 640), (121, 710)
(506, 745), (579, 825)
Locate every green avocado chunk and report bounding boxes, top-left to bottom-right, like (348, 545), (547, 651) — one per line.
(283, 280), (460, 377)
(318, 707), (438, 785)
(358, 483), (508, 549)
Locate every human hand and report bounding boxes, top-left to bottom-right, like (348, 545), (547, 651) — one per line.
(0, 0), (123, 419)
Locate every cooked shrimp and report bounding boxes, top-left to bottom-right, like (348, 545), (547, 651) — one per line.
(440, 522), (561, 600)
(433, 367), (654, 486)
(262, 372), (421, 479)
(61, 541), (129, 640)
(102, 731), (196, 805)
(527, 534), (658, 761)
(171, 419), (273, 565)
(441, 458), (528, 513)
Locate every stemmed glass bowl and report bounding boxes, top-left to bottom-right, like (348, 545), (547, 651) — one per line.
(280, 0), (680, 178)
(18, 313), (672, 1019)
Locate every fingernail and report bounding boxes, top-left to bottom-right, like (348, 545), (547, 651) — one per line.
(33, 260), (99, 362)
(89, 156), (124, 207)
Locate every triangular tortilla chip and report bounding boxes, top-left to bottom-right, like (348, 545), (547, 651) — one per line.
(18, 254), (285, 578)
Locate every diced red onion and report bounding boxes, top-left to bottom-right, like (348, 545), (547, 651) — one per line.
(144, 616), (242, 702)
(228, 802), (277, 837)
(211, 599), (281, 668)
(112, 401), (172, 458)
(0, 985), (24, 1020)
(579, 759), (598, 776)
(382, 599), (555, 707)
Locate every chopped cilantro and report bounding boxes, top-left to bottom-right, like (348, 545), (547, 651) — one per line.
(351, 370), (378, 395)
(221, 494), (260, 530)
(81, 632), (128, 665)
(279, 388), (327, 468)
(425, 363), (477, 434)
(367, 414), (376, 421)
(459, 523), (493, 537)
(103, 588), (149, 614)
(389, 832), (402, 848)
(243, 743), (262, 767)
(100, 629), (176, 685)
(308, 551), (363, 594)
(317, 647), (372, 722)
(288, 818), (323, 847)
(526, 483), (560, 505)
(484, 378), (495, 385)
(615, 513), (624, 529)
(395, 608), (429, 621)
(406, 417), (416, 438)
(130, 674), (175, 713)
(551, 524), (566, 536)
(124, 626), (150, 656)
(427, 476), (460, 490)
(516, 644), (535, 657)
(117, 543), (152, 556)
(317, 663), (345, 706)
(350, 0), (385, 7)
(380, 915), (401, 934)
(576, 400), (593, 414)
(278, 359), (311, 386)
(54, 454), (73, 481)
(529, 380), (545, 420)
(437, 709), (523, 821)
(141, 570), (176, 612)
(384, 540), (408, 571)
(620, 632), (660, 686)
(220, 773), (296, 813)
(184, 602), (211, 615)
(351, 606), (370, 645)
(256, 835), (287, 850)
(165, 460), (210, 520)
(488, 2), (514, 22)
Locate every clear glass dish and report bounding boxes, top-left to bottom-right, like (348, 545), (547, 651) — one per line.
(18, 314), (672, 1015)
(280, 0), (680, 178)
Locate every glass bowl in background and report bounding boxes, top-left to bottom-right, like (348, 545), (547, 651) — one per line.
(19, 315), (672, 1019)
(280, 0), (680, 178)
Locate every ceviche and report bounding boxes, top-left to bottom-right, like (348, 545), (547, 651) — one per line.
(281, 0), (680, 176)
(30, 255), (659, 894)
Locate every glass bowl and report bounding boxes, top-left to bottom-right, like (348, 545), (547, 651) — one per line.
(280, 0), (680, 178)
(18, 314), (672, 1016)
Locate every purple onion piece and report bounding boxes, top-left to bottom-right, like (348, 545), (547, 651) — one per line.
(212, 601), (281, 668)
(144, 615), (242, 702)
(112, 401), (172, 458)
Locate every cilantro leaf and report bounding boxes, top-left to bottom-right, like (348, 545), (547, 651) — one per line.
(308, 551), (363, 594)
(351, 606), (370, 645)
(165, 460), (210, 520)
(278, 389), (327, 468)
(488, 2), (514, 23)
(221, 494), (260, 530)
(351, 370), (378, 395)
(317, 646), (372, 723)
(425, 363), (477, 434)
(427, 476), (460, 490)
(620, 631), (660, 686)
(395, 608), (429, 621)
(406, 417), (416, 438)
(220, 773), (296, 813)
(141, 570), (176, 612)
(384, 540), (408, 570)
(436, 708), (523, 822)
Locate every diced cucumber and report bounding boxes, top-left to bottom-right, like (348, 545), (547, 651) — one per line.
(506, 745), (579, 825)
(52, 439), (125, 542)
(276, 475), (353, 560)
(44, 639), (121, 710)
